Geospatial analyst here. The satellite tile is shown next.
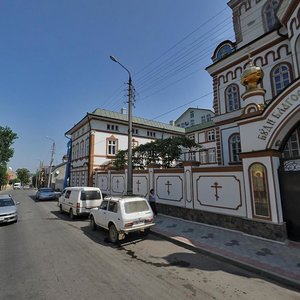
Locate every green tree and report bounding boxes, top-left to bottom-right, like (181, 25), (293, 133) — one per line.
(114, 136), (199, 170)
(0, 126), (18, 164)
(0, 126), (17, 189)
(0, 164), (8, 189)
(16, 168), (30, 186)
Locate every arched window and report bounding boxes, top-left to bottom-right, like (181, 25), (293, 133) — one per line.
(283, 125), (300, 158)
(229, 133), (241, 163)
(217, 44), (232, 60)
(249, 163), (271, 219)
(271, 64), (292, 96)
(262, 0), (280, 32)
(225, 84), (240, 112)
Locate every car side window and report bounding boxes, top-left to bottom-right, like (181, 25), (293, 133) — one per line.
(65, 191), (71, 199)
(108, 201), (118, 213)
(100, 200), (108, 210)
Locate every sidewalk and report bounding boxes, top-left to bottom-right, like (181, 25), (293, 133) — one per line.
(151, 214), (300, 290)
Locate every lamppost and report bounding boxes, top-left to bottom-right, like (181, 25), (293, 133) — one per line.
(110, 55), (133, 195)
(46, 137), (55, 188)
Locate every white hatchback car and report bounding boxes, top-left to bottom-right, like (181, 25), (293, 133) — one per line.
(90, 195), (155, 243)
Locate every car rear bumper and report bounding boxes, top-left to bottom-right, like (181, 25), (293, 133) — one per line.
(121, 223), (155, 234)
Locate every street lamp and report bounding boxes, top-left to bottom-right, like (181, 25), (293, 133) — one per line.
(46, 137), (55, 188)
(110, 55), (133, 195)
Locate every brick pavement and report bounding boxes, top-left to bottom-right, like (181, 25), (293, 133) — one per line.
(151, 214), (300, 290)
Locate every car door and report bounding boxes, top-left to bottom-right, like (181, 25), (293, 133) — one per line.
(62, 190), (72, 212)
(94, 200), (109, 228)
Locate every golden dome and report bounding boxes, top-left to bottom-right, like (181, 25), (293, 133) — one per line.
(241, 57), (264, 91)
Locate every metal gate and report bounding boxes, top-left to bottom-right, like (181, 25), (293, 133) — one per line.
(279, 158), (300, 241)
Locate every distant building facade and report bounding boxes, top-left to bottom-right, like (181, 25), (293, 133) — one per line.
(175, 108), (214, 128)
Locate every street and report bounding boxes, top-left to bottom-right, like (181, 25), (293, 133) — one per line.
(0, 190), (299, 300)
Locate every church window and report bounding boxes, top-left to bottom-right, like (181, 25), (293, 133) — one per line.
(283, 126), (300, 158)
(216, 44), (232, 61)
(262, 0), (280, 32)
(225, 84), (240, 112)
(249, 163), (271, 219)
(271, 64), (291, 96)
(229, 133), (241, 163)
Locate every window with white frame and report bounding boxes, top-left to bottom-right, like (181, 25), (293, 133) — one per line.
(206, 114), (211, 122)
(147, 131), (156, 137)
(229, 133), (241, 163)
(208, 148), (216, 163)
(107, 139), (117, 155)
(200, 150), (207, 164)
(85, 138), (89, 156)
(80, 140), (84, 157)
(201, 116), (206, 123)
(263, 0), (280, 32)
(190, 110), (194, 119)
(76, 143), (79, 159)
(226, 84), (240, 112)
(207, 130), (215, 141)
(107, 124), (119, 131)
(271, 64), (291, 96)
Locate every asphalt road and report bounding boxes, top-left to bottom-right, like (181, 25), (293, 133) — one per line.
(0, 189), (299, 300)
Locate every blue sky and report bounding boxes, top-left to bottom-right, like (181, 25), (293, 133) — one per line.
(0, 0), (233, 172)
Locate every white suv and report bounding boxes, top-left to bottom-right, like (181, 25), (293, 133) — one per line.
(89, 195), (155, 243)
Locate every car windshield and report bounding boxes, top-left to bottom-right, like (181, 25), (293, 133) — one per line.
(0, 198), (15, 207)
(40, 188), (53, 193)
(124, 200), (149, 214)
(81, 190), (101, 200)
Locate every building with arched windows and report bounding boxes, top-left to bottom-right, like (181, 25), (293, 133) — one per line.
(66, 0), (300, 242)
(192, 0), (300, 242)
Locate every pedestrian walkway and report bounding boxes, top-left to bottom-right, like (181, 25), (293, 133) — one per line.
(151, 214), (300, 290)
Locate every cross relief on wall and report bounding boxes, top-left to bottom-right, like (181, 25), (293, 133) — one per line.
(211, 182), (222, 201)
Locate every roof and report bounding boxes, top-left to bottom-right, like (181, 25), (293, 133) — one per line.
(175, 107), (214, 123)
(90, 109), (185, 133)
(185, 121), (215, 133)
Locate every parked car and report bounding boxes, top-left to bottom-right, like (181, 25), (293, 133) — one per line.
(58, 187), (103, 219)
(90, 195), (155, 243)
(13, 183), (21, 190)
(0, 194), (19, 224)
(35, 188), (57, 201)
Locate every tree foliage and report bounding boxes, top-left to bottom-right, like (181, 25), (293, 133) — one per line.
(0, 126), (17, 189)
(0, 126), (18, 164)
(0, 164), (8, 188)
(114, 136), (199, 170)
(16, 168), (31, 185)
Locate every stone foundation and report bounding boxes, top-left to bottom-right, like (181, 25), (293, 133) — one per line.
(157, 203), (287, 242)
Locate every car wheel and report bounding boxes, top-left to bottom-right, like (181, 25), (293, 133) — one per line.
(69, 209), (75, 220)
(142, 228), (151, 236)
(59, 204), (63, 214)
(90, 216), (97, 231)
(109, 224), (119, 243)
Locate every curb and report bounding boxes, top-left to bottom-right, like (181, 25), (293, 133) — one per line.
(151, 229), (300, 292)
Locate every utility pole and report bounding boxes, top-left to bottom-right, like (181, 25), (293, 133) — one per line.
(47, 141), (55, 188)
(110, 55), (133, 195)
